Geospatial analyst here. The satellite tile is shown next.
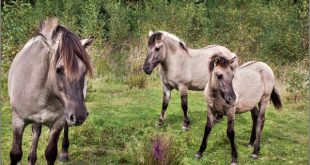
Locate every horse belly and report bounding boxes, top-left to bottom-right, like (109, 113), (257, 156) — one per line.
(188, 82), (206, 91)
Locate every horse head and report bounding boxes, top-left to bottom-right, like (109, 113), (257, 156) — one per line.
(209, 53), (238, 105)
(143, 30), (188, 74)
(143, 31), (166, 74)
(41, 19), (93, 126)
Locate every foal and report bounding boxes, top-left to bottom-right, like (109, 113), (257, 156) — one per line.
(143, 30), (236, 130)
(195, 54), (282, 164)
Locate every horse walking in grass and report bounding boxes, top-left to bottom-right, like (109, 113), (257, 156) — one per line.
(8, 18), (93, 165)
(143, 30), (236, 130)
(195, 53), (282, 165)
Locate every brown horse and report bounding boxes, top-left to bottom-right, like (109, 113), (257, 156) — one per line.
(143, 30), (236, 130)
(195, 53), (282, 165)
(8, 18), (93, 165)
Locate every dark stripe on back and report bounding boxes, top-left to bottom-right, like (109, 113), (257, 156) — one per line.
(239, 61), (257, 69)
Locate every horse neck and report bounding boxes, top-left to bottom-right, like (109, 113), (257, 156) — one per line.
(161, 46), (190, 72)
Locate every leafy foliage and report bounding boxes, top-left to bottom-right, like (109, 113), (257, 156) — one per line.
(286, 70), (309, 102)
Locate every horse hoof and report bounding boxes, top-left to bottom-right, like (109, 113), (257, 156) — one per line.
(59, 152), (69, 162)
(251, 154), (258, 160)
(157, 119), (164, 127)
(231, 162), (238, 165)
(195, 152), (202, 159)
(157, 122), (164, 127)
(182, 126), (189, 131)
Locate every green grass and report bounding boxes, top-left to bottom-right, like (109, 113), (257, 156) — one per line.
(1, 76), (308, 164)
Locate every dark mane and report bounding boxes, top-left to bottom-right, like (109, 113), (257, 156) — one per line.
(52, 25), (92, 81)
(148, 31), (188, 53)
(208, 54), (231, 72)
(148, 32), (163, 47)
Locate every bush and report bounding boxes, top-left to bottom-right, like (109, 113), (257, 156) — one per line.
(148, 135), (181, 165)
(128, 73), (147, 89)
(286, 70), (308, 102)
(1, 0), (308, 96)
(127, 134), (182, 165)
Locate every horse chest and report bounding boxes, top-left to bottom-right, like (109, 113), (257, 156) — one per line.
(160, 73), (180, 89)
(26, 108), (65, 126)
(206, 95), (228, 115)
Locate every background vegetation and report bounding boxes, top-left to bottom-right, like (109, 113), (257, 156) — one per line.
(1, 0), (308, 164)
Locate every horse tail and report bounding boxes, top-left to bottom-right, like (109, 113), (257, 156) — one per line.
(270, 87), (282, 110)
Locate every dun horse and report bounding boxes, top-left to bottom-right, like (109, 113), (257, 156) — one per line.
(195, 54), (282, 165)
(143, 30), (236, 130)
(8, 18), (93, 165)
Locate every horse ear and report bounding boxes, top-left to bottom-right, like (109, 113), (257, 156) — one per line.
(230, 57), (236, 64)
(230, 53), (237, 64)
(230, 54), (238, 68)
(81, 37), (94, 49)
(148, 30), (154, 37)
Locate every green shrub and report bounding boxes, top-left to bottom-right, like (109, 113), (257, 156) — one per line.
(1, 0), (308, 92)
(128, 73), (147, 89)
(148, 134), (181, 165)
(127, 134), (182, 165)
(286, 70), (308, 102)
(96, 57), (111, 77)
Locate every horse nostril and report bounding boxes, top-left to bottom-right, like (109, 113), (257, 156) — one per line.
(86, 112), (89, 116)
(143, 65), (152, 74)
(228, 95), (236, 101)
(69, 114), (75, 123)
(144, 66), (149, 71)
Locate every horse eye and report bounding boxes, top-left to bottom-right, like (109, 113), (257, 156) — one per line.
(154, 47), (160, 51)
(217, 74), (223, 80)
(56, 68), (64, 75)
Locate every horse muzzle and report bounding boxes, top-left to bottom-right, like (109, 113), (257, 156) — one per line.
(224, 94), (236, 105)
(143, 65), (153, 74)
(66, 111), (88, 126)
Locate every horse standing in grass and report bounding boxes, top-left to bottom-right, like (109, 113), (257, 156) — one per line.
(143, 30), (236, 130)
(195, 53), (282, 165)
(8, 18), (93, 165)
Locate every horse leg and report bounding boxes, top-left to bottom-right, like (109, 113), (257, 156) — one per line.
(28, 123), (42, 165)
(179, 85), (190, 130)
(195, 106), (215, 159)
(252, 97), (268, 159)
(248, 106), (259, 146)
(45, 125), (63, 165)
(227, 109), (238, 165)
(158, 85), (171, 127)
(10, 114), (26, 165)
(59, 123), (69, 161)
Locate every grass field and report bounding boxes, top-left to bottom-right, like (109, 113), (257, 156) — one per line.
(1, 76), (308, 165)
